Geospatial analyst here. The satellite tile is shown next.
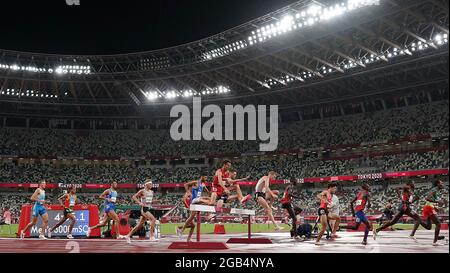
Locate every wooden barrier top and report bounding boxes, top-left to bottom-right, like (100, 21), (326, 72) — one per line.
(190, 205), (255, 216)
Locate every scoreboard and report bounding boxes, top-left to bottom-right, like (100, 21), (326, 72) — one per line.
(18, 204), (100, 238)
(30, 210), (90, 237)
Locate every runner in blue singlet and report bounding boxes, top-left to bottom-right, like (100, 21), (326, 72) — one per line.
(87, 182), (122, 239)
(20, 180), (50, 240)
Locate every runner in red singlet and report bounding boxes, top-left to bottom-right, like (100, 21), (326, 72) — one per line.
(344, 184), (376, 245)
(376, 181), (428, 235)
(210, 160), (232, 207)
(315, 183), (340, 245)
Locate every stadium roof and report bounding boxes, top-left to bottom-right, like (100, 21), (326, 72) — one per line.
(0, 0), (448, 119)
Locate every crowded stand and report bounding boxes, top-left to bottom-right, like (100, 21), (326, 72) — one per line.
(0, 101), (447, 158)
(0, 150), (447, 184)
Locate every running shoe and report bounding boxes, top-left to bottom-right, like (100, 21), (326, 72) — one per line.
(39, 235), (48, 240)
(409, 235), (418, 243)
(86, 227), (91, 238)
(67, 234), (74, 239)
(176, 227), (183, 238)
(432, 242), (444, 246)
(125, 236), (131, 244)
(47, 230), (52, 238)
(20, 230), (25, 239)
(275, 225), (285, 231)
(315, 241), (325, 246)
(372, 229), (378, 240)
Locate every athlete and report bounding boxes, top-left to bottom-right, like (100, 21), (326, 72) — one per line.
(87, 182), (122, 239)
(125, 179), (158, 243)
(176, 180), (195, 241)
(20, 180), (51, 240)
(280, 178), (303, 239)
(48, 186), (78, 239)
(315, 183), (340, 245)
(210, 160), (232, 207)
(176, 174), (210, 242)
(328, 190), (341, 238)
(254, 171), (284, 231)
(222, 170), (252, 205)
(375, 181), (428, 235)
(344, 184), (376, 245)
(410, 180), (446, 246)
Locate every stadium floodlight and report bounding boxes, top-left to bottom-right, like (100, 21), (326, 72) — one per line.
(204, 0), (380, 61)
(280, 15), (294, 31)
(307, 4), (322, 16)
(55, 67), (64, 74)
(165, 91), (178, 99)
(145, 92), (159, 101)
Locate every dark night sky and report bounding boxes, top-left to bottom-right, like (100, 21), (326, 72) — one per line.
(0, 0), (299, 55)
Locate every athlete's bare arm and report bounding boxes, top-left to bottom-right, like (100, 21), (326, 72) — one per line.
(99, 189), (110, 201)
(317, 191), (328, 203)
(184, 181), (197, 192)
(225, 176), (250, 184)
(132, 190), (145, 206)
(349, 196), (357, 216)
(395, 188), (402, 199)
(30, 189), (47, 203)
(366, 193), (371, 209)
(426, 190), (443, 205)
(58, 194), (68, 206)
(288, 186), (300, 199)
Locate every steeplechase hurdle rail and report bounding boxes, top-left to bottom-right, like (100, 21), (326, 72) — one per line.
(168, 205), (272, 250)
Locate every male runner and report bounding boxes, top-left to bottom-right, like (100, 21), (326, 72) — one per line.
(87, 181), (122, 239)
(344, 184), (376, 245)
(210, 160), (232, 207)
(255, 171), (284, 231)
(48, 186), (78, 239)
(280, 178), (303, 239)
(176, 180), (195, 241)
(410, 180), (446, 246)
(315, 183), (340, 245)
(328, 190), (341, 238)
(20, 180), (51, 240)
(176, 174), (210, 242)
(375, 181), (428, 235)
(222, 170), (252, 205)
(125, 179), (158, 243)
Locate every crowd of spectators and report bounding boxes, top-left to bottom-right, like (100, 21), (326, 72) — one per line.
(0, 101), (447, 158)
(0, 150), (447, 184)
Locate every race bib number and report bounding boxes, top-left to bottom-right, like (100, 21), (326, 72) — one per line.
(110, 197), (117, 203)
(409, 196), (414, 203)
(69, 200), (75, 206)
(355, 200), (363, 206)
(145, 197), (153, 203)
